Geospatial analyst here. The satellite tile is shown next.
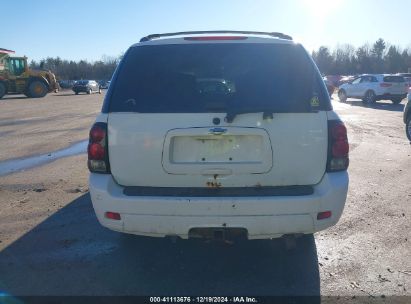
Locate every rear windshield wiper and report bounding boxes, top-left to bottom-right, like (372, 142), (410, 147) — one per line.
(225, 107), (274, 123)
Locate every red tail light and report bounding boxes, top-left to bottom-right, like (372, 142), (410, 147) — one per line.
(105, 212), (121, 220)
(380, 82), (392, 87)
(317, 211), (332, 220)
(184, 36), (248, 41)
(88, 122), (110, 173)
(88, 143), (105, 160)
(327, 120), (349, 172)
(90, 127), (105, 142)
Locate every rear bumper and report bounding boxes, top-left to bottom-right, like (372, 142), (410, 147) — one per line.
(89, 172), (349, 239)
(72, 86), (89, 93)
(376, 93), (407, 100)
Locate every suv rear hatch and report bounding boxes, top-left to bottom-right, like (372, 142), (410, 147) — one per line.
(382, 75), (407, 94)
(106, 40), (330, 187)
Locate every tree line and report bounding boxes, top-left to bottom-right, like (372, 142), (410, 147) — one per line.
(29, 55), (121, 81)
(30, 38), (411, 80)
(312, 38), (411, 75)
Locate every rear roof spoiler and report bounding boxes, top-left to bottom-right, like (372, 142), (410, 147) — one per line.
(140, 31), (293, 42)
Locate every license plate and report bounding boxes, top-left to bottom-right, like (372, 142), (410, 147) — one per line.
(171, 135), (264, 163)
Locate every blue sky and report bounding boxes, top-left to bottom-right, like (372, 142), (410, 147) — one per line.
(1, 0), (409, 62)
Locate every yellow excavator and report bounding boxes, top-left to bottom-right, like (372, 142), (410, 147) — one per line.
(0, 48), (58, 99)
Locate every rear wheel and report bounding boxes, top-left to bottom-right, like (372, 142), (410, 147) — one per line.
(87, 88), (92, 94)
(363, 90), (376, 104)
(406, 117), (411, 141)
(391, 98), (402, 104)
(98, 88), (102, 94)
(0, 82), (6, 99)
(338, 89), (347, 102)
(28, 81), (48, 98)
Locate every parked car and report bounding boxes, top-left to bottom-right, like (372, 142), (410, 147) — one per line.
(88, 31), (349, 243)
(72, 80), (101, 95)
(404, 91), (411, 141)
(58, 80), (76, 89)
(323, 77), (335, 96)
(396, 73), (411, 88)
(325, 75), (343, 87)
(339, 75), (357, 85)
(99, 80), (109, 89)
(338, 74), (408, 104)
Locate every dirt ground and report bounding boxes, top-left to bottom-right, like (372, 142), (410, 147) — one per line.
(0, 91), (410, 298)
(0, 91), (102, 162)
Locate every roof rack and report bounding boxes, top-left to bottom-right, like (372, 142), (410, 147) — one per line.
(139, 31), (293, 42)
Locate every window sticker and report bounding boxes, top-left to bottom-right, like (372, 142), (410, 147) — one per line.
(310, 96), (320, 107)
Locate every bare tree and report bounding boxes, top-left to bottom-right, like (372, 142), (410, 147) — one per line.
(312, 39), (411, 75)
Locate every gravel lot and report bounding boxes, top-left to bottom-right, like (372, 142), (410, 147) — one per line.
(0, 91), (410, 298)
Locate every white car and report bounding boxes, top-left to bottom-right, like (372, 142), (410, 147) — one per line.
(404, 91), (411, 141)
(88, 31), (349, 242)
(338, 74), (408, 104)
(397, 73), (411, 88)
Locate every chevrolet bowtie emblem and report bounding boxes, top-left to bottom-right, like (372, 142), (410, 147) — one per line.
(208, 127), (227, 135)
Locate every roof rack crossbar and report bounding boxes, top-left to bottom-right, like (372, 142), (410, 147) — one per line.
(139, 31), (292, 42)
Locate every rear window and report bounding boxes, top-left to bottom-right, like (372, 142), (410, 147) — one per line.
(76, 80), (89, 85)
(107, 43), (330, 113)
(383, 76), (405, 83)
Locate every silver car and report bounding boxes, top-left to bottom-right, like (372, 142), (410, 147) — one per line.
(404, 93), (411, 141)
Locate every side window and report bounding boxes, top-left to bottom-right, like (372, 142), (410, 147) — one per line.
(360, 76), (370, 83)
(371, 76), (378, 82)
(352, 77), (361, 84)
(9, 59), (26, 75)
(20, 59), (26, 71)
(383, 76), (405, 83)
(9, 59), (16, 74)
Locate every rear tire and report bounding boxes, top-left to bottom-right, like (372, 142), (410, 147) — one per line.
(363, 90), (376, 104)
(87, 88), (92, 95)
(98, 88), (102, 94)
(0, 82), (6, 99)
(338, 89), (347, 102)
(28, 81), (48, 98)
(406, 117), (411, 142)
(391, 98), (402, 105)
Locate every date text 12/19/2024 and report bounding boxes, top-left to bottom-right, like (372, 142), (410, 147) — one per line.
(150, 297), (258, 303)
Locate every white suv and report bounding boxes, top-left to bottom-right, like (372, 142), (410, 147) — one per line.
(88, 31), (349, 241)
(338, 74), (408, 104)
